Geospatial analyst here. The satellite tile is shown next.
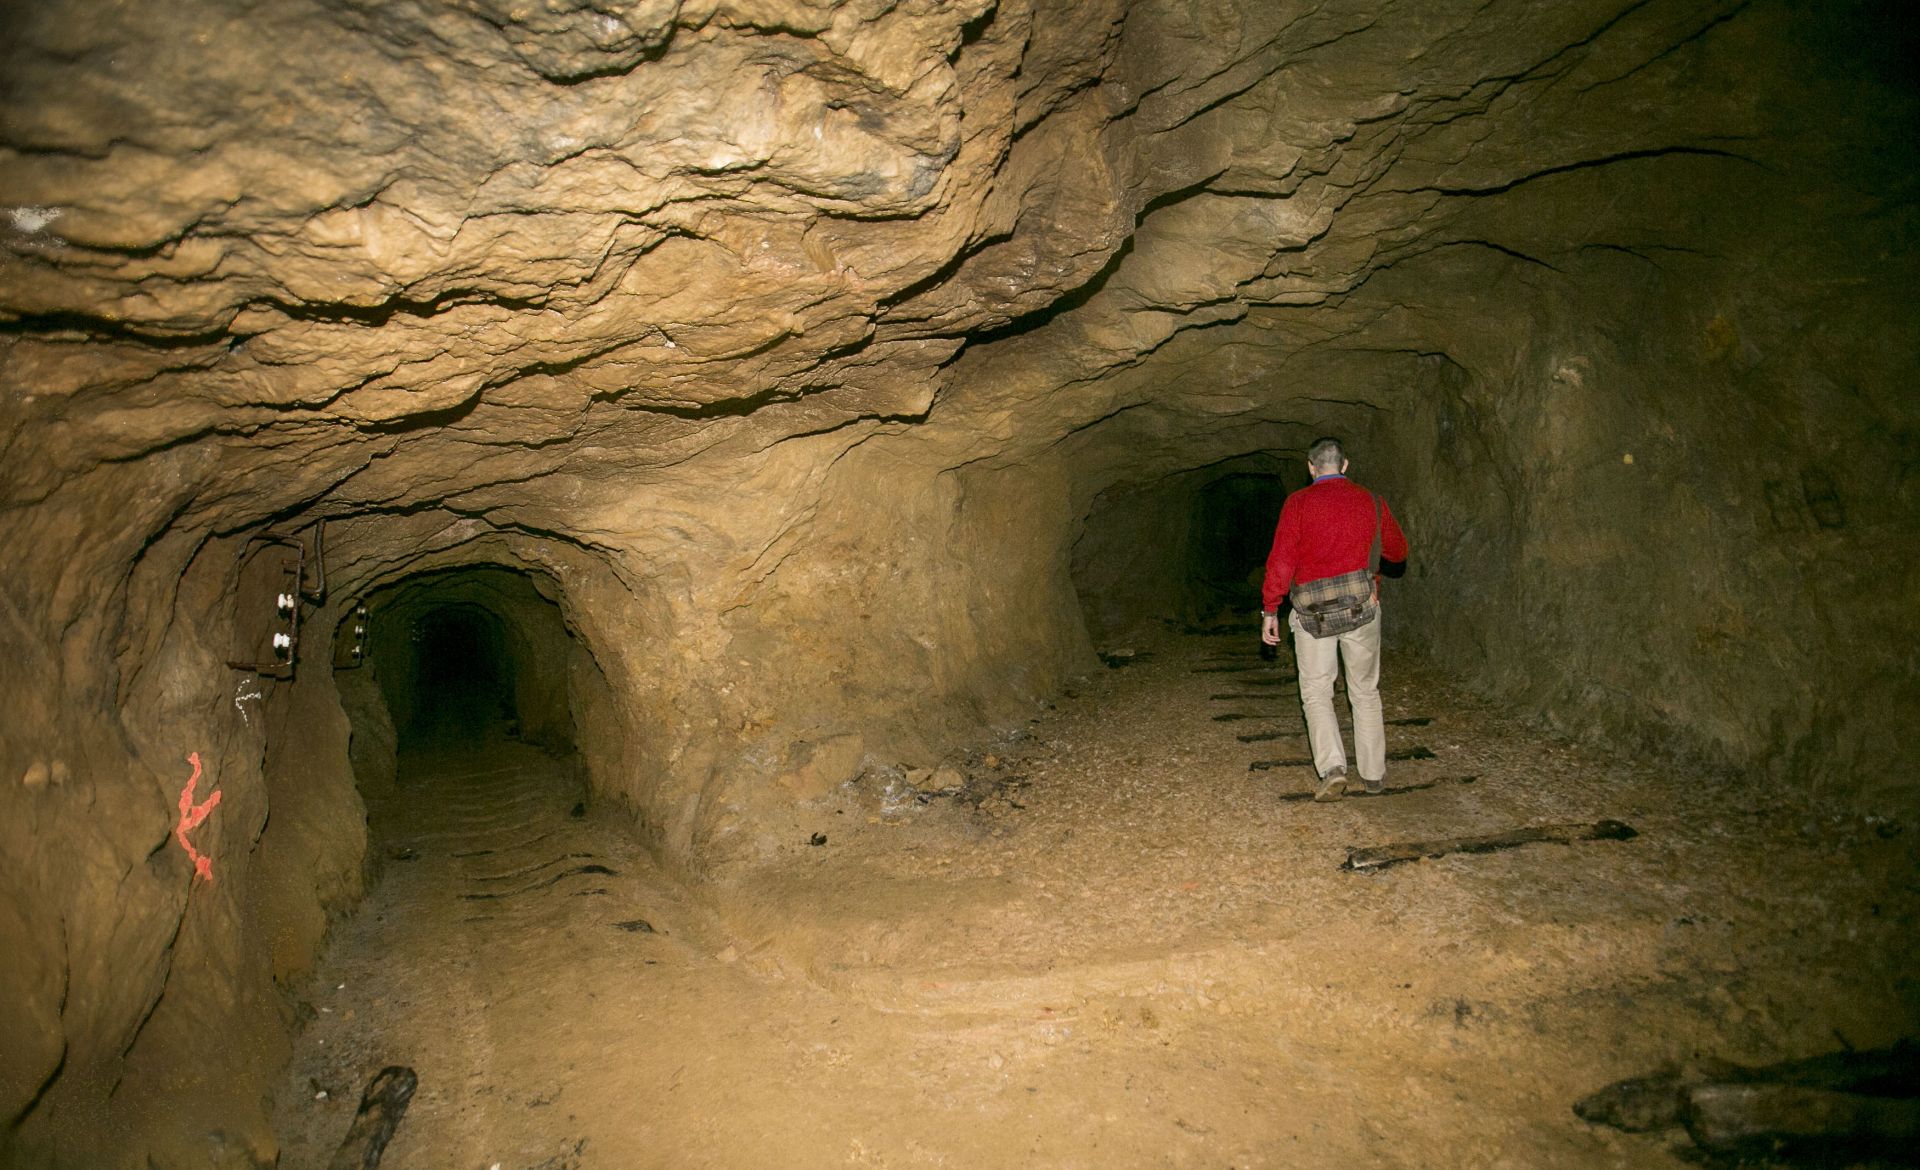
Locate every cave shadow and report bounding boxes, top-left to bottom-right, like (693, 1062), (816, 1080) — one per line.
(1072, 455), (1304, 647)
(1186, 472), (1292, 621)
(404, 601), (521, 749)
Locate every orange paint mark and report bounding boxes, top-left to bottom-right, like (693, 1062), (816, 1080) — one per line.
(175, 752), (222, 883)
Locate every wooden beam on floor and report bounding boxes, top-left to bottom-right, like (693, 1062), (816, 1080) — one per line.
(1273, 775), (1479, 802)
(326, 1066), (417, 1170)
(1238, 717), (1431, 742)
(1249, 746), (1435, 768)
(1341, 819), (1639, 871)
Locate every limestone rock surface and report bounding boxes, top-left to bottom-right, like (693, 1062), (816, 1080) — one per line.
(2, 0), (1916, 1165)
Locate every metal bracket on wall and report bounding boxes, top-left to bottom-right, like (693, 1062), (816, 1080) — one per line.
(332, 601), (370, 670)
(271, 517), (326, 603)
(226, 520), (327, 677)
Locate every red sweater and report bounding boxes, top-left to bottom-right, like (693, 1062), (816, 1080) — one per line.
(1262, 475), (1409, 613)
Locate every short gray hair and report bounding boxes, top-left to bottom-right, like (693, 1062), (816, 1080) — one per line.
(1307, 436), (1345, 474)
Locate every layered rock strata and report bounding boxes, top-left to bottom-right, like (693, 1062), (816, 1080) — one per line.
(2, 0), (1915, 1164)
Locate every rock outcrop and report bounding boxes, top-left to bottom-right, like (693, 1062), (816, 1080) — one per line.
(2, 0), (1914, 1164)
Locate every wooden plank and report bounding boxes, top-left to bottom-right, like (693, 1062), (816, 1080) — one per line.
(1574, 1040), (1920, 1135)
(1274, 775), (1478, 803)
(1237, 717), (1431, 743)
(1683, 1083), (1920, 1159)
(326, 1066), (418, 1170)
(1342, 819), (1637, 871)
(1250, 745), (1434, 769)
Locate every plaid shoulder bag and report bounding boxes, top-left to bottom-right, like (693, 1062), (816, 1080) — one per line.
(1288, 493), (1383, 639)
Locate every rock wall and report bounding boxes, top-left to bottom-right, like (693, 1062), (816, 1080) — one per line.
(0, 531), (365, 1167)
(1374, 233), (1920, 802)
(1, 0), (1914, 1164)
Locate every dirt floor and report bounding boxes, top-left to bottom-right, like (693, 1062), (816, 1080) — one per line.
(270, 627), (1919, 1169)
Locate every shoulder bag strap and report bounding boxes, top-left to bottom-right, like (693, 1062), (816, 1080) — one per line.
(1368, 493), (1383, 576)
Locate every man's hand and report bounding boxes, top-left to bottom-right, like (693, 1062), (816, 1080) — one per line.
(1261, 612), (1282, 646)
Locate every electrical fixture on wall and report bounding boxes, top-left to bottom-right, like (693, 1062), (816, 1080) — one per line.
(227, 521), (327, 678)
(332, 602), (371, 669)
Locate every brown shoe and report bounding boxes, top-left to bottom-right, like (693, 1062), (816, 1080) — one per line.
(1313, 768), (1348, 802)
(1357, 775), (1385, 795)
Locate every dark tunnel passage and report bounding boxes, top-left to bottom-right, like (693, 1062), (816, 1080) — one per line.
(408, 603), (519, 739)
(343, 564), (589, 777)
(1072, 453), (1306, 643)
(325, 562), (622, 930)
(1186, 472), (1293, 617)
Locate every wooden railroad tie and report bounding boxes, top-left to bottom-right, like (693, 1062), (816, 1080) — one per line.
(1342, 819), (1639, 871)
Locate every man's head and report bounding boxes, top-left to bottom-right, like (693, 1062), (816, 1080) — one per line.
(1307, 436), (1348, 477)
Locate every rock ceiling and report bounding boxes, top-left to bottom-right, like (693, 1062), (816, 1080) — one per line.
(2, 0), (1784, 581)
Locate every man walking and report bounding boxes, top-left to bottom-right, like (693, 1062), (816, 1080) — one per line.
(1260, 437), (1410, 800)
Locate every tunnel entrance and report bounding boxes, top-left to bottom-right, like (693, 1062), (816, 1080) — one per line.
(1072, 453), (1304, 644)
(342, 564), (589, 772)
(329, 561), (616, 899)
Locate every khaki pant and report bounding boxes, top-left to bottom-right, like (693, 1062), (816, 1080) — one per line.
(1289, 608), (1385, 783)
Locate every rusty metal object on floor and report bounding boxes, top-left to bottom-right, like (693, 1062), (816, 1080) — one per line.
(1575, 1064), (1702, 1131)
(1686, 1083), (1920, 1162)
(1341, 819), (1638, 870)
(450, 830), (560, 859)
(325, 1065), (417, 1170)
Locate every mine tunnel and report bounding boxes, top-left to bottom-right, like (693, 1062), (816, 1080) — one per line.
(1074, 455), (1305, 640)
(328, 564), (610, 901)
(2, 1), (1917, 1168)
(356, 566), (579, 753)
(400, 603), (518, 738)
